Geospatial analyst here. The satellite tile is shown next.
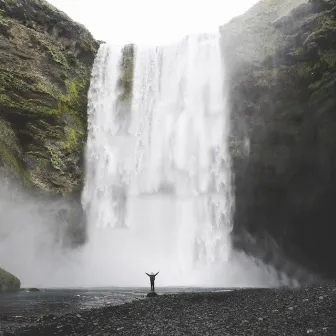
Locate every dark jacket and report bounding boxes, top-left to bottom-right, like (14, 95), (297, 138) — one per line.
(146, 272), (159, 282)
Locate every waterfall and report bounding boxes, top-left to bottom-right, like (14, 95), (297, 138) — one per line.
(81, 33), (233, 287)
(0, 33), (310, 289)
(0, 35), (303, 289)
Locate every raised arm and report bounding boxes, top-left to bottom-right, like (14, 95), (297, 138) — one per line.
(145, 272), (150, 276)
(155, 271), (159, 276)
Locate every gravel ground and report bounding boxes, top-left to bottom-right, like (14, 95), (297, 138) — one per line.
(1, 281), (334, 336)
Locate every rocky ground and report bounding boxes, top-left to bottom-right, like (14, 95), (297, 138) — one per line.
(0, 281), (334, 336)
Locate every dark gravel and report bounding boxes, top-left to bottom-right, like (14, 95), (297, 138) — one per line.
(1, 281), (334, 336)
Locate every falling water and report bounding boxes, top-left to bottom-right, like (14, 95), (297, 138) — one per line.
(81, 33), (233, 287)
(0, 35), (306, 289)
(0, 34), (312, 289)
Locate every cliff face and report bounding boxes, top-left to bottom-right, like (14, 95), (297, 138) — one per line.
(0, 0), (99, 195)
(221, 0), (336, 278)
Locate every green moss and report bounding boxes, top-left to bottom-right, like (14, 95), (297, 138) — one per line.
(0, 140), (30, 181)
(0, 141), (20, 173)
(0, 72), (88, 181)
(296, 63), (314, 78)
(0, 119), (30, 182)
(60, 80), (81, 105)
(70, 114), (85, 131)
(0, 69), (32, 94)
(0, 70), (89, 122)
(48, 47), (69, 68)
(320, 15), (336, 30)
(33, 81), (59, 99)
(0, 93), (60, 117)
(321, 51), (336, 69)
(117, 44), (135, 102)
(61, 127), (83, 151)
(0, 69), (62, 117)
(307, 14), (336, 50)
(46, 144), (63, 171)
(27, 122), (63, 143)
(59, 77), (89, 115)
(0, 267), (20, 293)
(0, 119), (19, 151)
(27, 151), (50, 159)
(0, 119), (30, 184)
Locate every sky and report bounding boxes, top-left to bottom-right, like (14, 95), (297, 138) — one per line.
(47, 0), (259, 45)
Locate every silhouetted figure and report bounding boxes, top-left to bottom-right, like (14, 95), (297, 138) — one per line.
(145, 271), (159, 292)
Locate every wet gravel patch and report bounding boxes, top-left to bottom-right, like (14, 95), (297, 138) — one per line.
(1, 281), (334, 335)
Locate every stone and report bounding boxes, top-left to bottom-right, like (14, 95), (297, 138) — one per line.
(0, 267), (20, 292)
(20, 288), (40, 292)
(147, 292), (158, 297)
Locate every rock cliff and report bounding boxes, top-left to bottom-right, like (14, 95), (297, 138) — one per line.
(221, 0), (336, 278)
(0, 0), (99, 195)
(0, 266), (20, 292)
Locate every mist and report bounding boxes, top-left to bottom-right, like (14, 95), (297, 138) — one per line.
(0, 177), (300, 288)
(0, 177), (83, 287)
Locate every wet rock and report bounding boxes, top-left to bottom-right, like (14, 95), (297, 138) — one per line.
(20, 288), (40, 292)
(0, 267), (20, 292)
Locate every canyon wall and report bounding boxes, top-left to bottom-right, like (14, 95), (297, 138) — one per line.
(0, 0), (99, 195)
(221, 0), (336, 278)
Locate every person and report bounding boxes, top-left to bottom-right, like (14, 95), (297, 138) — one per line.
(145, 271), (159, 292)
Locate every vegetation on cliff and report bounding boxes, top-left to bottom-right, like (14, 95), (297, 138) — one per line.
(114, 44), (135, 134)
(118, 44), (135, 102)
(0, 0), (99, 194)
(221, 0), (336, 277)
(0, 266), (20, 292)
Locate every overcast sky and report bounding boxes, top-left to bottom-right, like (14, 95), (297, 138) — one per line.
(47, 0), (259, 44)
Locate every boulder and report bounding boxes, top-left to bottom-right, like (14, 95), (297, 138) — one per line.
(20, 287), (40, 292)
(0, 267), (20, 292)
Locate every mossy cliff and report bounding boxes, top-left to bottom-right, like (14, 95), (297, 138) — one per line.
(0, 0), (99, 194)
(117, 44), (135, 102)
(221, 0), (336, 278)
(0, 266), (20, 292)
